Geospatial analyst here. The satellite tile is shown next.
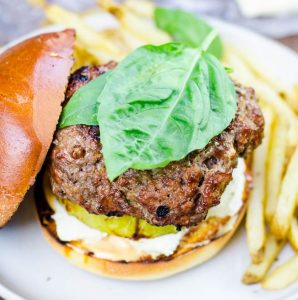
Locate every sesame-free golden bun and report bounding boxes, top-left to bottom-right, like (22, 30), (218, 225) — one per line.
(0, 30), (75, 227)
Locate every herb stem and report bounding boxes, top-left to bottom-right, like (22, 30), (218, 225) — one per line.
(200, 29), (217, 52)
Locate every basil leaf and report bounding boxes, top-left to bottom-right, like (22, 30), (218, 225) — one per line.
(97, 42), (236, 181)
(154, 7), (223, 58)
(59, 72), (108, 128)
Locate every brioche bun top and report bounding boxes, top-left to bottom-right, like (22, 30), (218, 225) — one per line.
(0, 29), (75, 227)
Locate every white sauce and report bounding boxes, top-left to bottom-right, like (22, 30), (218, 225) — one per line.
(48, 159), (245, 262)
(207, 158), (246, 218)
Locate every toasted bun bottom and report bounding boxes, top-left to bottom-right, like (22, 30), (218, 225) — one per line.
(39, 202), (247, 280)
(35, 165), (250, 280)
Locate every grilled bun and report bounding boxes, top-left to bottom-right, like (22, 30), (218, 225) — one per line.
(0, 30), (75, 227)
(40, 204), (247, 280)
(35, 167), (249, 280)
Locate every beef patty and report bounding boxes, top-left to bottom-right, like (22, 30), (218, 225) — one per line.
(48, 63), (264, 227)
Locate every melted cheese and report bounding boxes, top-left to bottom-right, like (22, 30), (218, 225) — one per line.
(47, 159), (245, 262)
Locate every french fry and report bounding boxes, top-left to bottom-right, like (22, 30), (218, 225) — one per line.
(99, 29), (133, 54)
(99, 0), (170, 45)
(262, 255), (298, 289)
(246, 107), (274, 263)
(281, 85), (298, 115)
(100, 26), (147, 56)
(288, 216), (298, 251)
(86, 3), (156, 53)
(255, 84), (298, 152)
(228, 46), (298, 114)
(27, 0), (46, 7)
(242, 234), (285, 284)
(117, 28), (146, 50)
(224, 46), (298, 150)
(124, 0), (155, 18)
(265, 117), (288, 222)
(223, 45), (255, 86)
(45, 5), (124, 62)
(226, 46), (298, 288)
(98, 0), (115, 9)
(72, 40), (102, 70)
(294, 84), (298, 113)
(271, 147), (298, 239)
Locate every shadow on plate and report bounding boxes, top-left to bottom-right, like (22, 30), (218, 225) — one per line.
(4, 187), (37, 230)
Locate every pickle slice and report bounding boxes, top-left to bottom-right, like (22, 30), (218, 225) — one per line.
(60, 198), (137, 238)
(138, 219), (177, 238)
(59, 198), (178, 238)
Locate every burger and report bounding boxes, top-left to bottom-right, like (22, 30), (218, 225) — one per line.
(0, 29), (264, 280)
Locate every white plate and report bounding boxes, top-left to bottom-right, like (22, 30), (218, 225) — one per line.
(1, 12), (298, 300)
